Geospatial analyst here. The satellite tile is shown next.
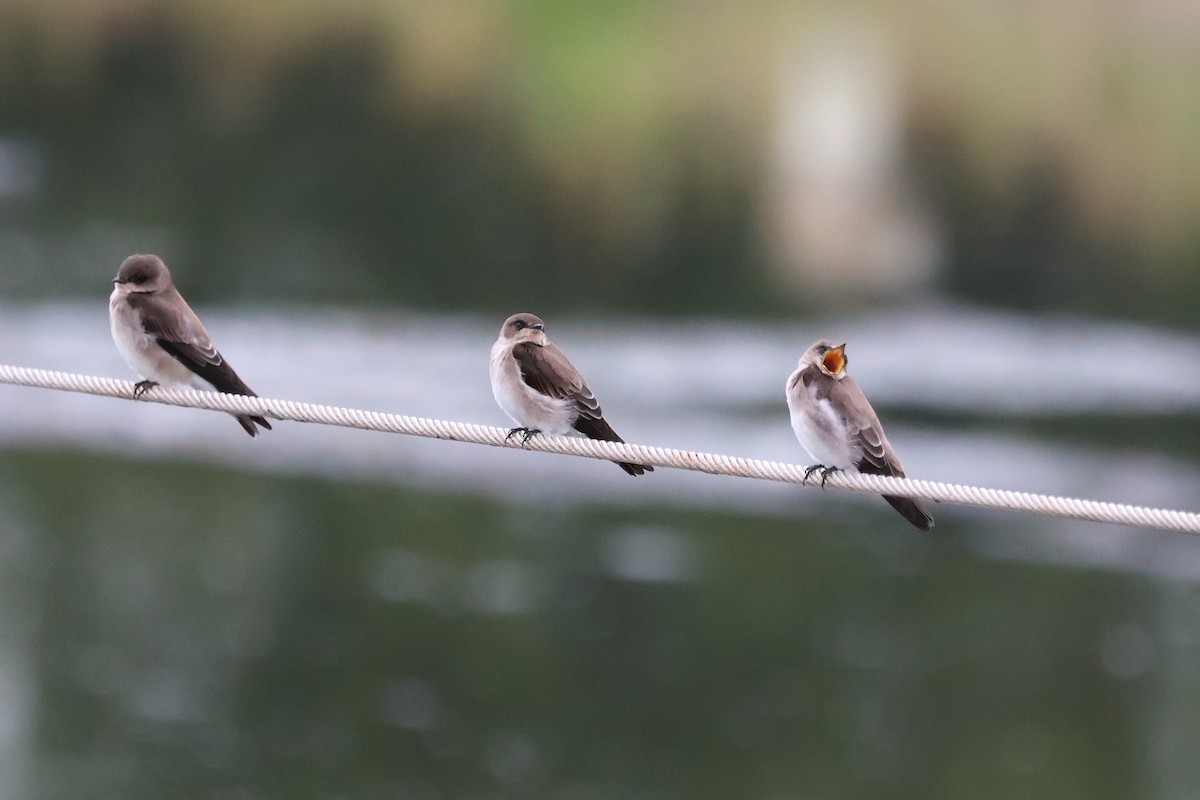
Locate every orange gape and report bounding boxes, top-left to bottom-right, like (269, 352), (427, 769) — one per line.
(822, 348), (846, 375)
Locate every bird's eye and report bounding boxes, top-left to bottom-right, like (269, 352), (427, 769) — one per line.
(816, 345), (827, 354)
(512, 320), (526, 330)
(132, 272), (147, 285)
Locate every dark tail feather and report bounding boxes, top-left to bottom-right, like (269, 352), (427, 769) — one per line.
(574, 415), (653, 477)
(221, 378), (271, 437)
(234, 414), (272, 437)
(883, 494), (934, 531)
(156, 341), (272, 437)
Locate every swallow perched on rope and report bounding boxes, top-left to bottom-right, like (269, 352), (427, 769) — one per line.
(786, 340), (933, 530)
(489, 312), (652, 476)
(109, 254), (272, 437)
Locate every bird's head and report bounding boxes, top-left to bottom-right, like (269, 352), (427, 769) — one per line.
(500, 312), (548, 346)
(803, 340), (848, 379)
(113, 254), (173, 295)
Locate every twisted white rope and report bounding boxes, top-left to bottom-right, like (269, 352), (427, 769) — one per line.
(1, 363), (1197, 534)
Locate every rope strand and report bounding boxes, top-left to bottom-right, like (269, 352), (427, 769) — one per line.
(2, 363), (1197, 534)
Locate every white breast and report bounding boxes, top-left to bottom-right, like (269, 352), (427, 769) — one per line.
(109, 291), (207, 390)
(786, 370), (855, 469)
(489, 341), (578, 435)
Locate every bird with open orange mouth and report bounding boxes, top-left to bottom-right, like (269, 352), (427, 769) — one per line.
(785, 339), (933, 530)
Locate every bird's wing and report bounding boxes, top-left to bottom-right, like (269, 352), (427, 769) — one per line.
(511, 340), (628, 441)
(131, 291), (256, 396)
(829, 375), (932, 529)
(511, 341), (601, 413)
(511, 339), (649, 475)
(831, 375), (905, 477)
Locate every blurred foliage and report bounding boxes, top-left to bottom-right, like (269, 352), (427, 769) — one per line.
(0, 1), (1198, 320)
(0, 5), (773, 316)
(2, 447), (1177, 798)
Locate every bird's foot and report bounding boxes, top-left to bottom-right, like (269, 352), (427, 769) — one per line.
(802, 464), (840, 487)
(818, 466), (840, 488)
(132, 380), (159, 399)
(505, 427), (540, 445)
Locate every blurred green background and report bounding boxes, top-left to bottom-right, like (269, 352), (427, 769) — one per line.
(1, 1), (1200, 798)
(2, 0), (1199, 318)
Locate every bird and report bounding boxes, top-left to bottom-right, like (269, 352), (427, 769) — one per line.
(786, 340), (933, 530)
(489, 312), (652, 476)
(109, 254), (272, 437)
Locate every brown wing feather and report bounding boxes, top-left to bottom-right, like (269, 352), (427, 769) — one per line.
(130, 291), (271, 435)
(828, 375), (896, 475)
(511, 341), (597, 417)
(829, 375), (932, 530)
(510, 340), (650, 476)
(131, 290), (218, 357)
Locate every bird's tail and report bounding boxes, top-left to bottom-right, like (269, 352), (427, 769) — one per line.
(234, 413), (273, 437)
(882, 494), (934, 531)
(225, 381), (271, 437)
(574, 416), (653, 477)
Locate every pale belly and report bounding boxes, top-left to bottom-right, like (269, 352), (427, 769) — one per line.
(109, 295), (209, 390)
(787, 385), (855, 469)
(489, 346), (577, 434)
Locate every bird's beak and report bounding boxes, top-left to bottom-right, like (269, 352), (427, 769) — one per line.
(822, 344), (847, 375)
(112, 276), (125, 284)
